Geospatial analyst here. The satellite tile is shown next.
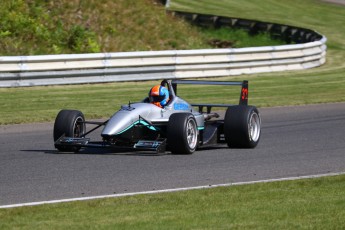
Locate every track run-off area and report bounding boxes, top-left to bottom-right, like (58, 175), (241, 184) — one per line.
(0, 103), (344, 207)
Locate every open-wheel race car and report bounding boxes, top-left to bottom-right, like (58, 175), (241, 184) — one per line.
(53, 79), (261, 154)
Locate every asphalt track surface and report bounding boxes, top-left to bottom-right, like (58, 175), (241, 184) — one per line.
(1, 103), (345, 206)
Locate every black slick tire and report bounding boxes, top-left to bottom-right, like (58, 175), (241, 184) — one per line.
(224, 105), (261, 148)
(53, 110), (85, 152)
(167, 113), (198, 154)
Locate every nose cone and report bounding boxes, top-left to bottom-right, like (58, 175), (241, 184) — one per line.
(101, 103), (156, 136)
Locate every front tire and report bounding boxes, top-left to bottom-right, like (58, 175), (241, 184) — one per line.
(168, 113), (198, 154)
(53, 110), (85, 152)
(224, 106), (261, 148)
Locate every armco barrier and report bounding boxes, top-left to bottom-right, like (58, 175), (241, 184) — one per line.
(0, 11), (326, 87)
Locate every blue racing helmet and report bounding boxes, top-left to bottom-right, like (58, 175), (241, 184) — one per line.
(149, 85), (170, 107)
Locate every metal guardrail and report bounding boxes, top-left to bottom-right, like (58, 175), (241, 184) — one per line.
(0, 11), (326, 87)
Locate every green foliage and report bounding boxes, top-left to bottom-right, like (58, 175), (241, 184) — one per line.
(0, 0), (283, 55)
(0, 0), (101, 55)
(67, 25), (100, 53)
(0, 1), (87, 54)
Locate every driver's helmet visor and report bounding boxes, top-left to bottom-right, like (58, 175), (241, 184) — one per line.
(150, 95), (165, 103)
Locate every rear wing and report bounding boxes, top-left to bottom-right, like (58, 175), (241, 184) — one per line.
(171, 79), (249, 112)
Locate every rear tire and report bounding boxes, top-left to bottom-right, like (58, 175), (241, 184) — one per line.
(168, 113), (198, 154)
(53, 110), (85, 152)
(224, 106), (261, 148)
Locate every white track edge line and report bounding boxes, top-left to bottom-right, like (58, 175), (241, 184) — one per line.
(1, 172), (344, 209)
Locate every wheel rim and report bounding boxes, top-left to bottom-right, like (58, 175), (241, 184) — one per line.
(73, 116), (84, 137)
(186, 119), (197, 149)
(248, 112), (260, 142)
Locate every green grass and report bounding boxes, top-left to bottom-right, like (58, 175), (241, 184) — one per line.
(198, 27), (286, 48)
(0, 82), (150, 124)
(1, 174), (345, 229)
(1, 70), (345, 124)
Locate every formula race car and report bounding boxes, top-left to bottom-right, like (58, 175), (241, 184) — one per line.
(53, 79), (261, 154)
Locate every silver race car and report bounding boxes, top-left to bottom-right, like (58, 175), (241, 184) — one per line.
(53, 79), (261, 154)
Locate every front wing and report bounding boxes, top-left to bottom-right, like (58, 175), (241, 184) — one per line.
(55, 135), (167, 153)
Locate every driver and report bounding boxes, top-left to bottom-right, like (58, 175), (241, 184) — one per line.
(149, 85), (169, 108)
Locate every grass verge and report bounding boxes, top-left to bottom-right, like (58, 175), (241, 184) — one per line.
(1, 69), (345, 124)
(1, 174), (345, 229)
